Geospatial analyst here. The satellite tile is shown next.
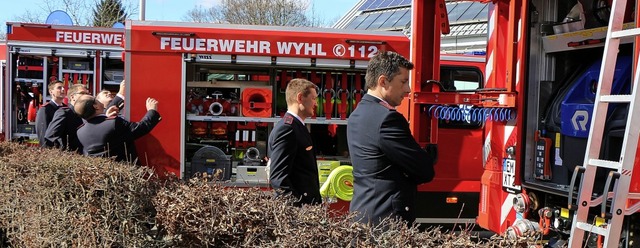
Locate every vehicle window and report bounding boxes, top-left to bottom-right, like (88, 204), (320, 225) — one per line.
(440, 66), (483, 91)
(437, 65), (484, 128)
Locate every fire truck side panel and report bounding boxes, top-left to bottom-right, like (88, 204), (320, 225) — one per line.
(126, 20), (410, 178)
(126, 51), (183, 176)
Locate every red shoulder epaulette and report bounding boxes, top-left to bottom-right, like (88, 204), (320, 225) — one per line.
(76, 123), (85, 129)
(284, 115), (294, 124)
(378, 101), (394, 110)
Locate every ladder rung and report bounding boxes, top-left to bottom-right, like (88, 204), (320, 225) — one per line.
(612, 28), (640, 39)
(576, 222), (608, 236)
(629, 193), (640, 199)
(588, 159), (622, 170)
(600, 94), (632, 103)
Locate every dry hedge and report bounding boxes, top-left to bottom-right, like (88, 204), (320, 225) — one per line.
(0, 142), (537, 247)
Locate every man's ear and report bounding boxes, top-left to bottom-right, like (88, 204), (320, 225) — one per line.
(296, 92), (303, 103)
(377, 75), (387, 88)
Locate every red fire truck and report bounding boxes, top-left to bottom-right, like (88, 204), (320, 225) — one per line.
(1, 42), (6, 141)
(2, 23), (124, 145)
(2, 20), (486, 223)
(412, 0), (640, 247)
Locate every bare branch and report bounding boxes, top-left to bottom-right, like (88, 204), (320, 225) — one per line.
(183, 0), (320, 27)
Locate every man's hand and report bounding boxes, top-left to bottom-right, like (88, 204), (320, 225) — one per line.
(106, 106), (119, 117)
(146, 97), (158, 111)
(118, 80), (126, 96)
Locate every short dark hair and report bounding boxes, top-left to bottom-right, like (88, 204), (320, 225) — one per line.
(285, 78), (317, 106)
(365, 51), (414, 90)
(75, 96), (97, 119)
(48, 80), (63, 92)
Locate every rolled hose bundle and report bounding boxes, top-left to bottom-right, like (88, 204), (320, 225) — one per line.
(320, 165), (354, 201)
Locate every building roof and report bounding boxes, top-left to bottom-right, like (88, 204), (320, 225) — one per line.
(334, 0), (488, 53)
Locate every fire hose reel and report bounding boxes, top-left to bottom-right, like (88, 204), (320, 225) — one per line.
(241, 88), (272, 117)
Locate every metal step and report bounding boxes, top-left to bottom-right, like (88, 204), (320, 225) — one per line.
(600, 94), (633, 103)
(612, 28), (640, 39)
(589, 158), (622, 170)
(576, 222), (608, 236)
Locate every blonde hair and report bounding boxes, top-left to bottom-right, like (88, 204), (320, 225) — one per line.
(285, 78), (316, 106)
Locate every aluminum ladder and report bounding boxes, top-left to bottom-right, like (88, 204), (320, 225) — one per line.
(567, 0), (640, 247)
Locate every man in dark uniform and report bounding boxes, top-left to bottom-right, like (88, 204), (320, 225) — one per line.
(96, 80), (126, 115)
(268, 78), (321, 206)
(74, 95), (161, 164)
(347, 51), (437, 226)
(44, 84), (89, 153)
(35, 81), (66, 147)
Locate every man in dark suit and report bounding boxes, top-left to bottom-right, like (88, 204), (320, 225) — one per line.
(347, 51), (437, 226)
(35, 81), (66, 147)
(268, 78), (321, 206)
(74, 95), (161, 164)
(44, 84), (89, 153)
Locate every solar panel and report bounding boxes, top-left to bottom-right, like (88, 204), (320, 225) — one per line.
(394, 9), (412, 29)
(358, 0), (410, 11)
(447, 2), (473, 22)
(347, 1), (488, 31)
(378, 9), (410, 29)
(356, 12), (382, 29)
(358, 0), (382, 11)
(367, 11), (394, 30)
(346, 15), (368, 29)
(373, 0), (388, 9)
(388, 0), (404, 6)
(458, 2), (489, 22)
(358, 0), (375, 11)
(472, 4), (489, 20)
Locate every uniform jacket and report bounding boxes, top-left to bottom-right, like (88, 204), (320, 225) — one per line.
(347, 94), (435, 225)
(107, 95), (125, 116)
(268, 112), (322, 205)
(76, 109), (161, 163)
(35, 102), (64, 147)
(44, 105), (84, 153)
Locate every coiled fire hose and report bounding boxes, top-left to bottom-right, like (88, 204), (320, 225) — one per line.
(320, 165), (354, 201)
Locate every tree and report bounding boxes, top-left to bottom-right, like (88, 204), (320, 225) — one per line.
(183, 0), (318, 27)
(183, 6), (218, 23)
(12, 0), (137, 26)
(93, 0), (128, 27)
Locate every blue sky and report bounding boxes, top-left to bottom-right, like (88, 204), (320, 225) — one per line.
(0, 0), (359, 27)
